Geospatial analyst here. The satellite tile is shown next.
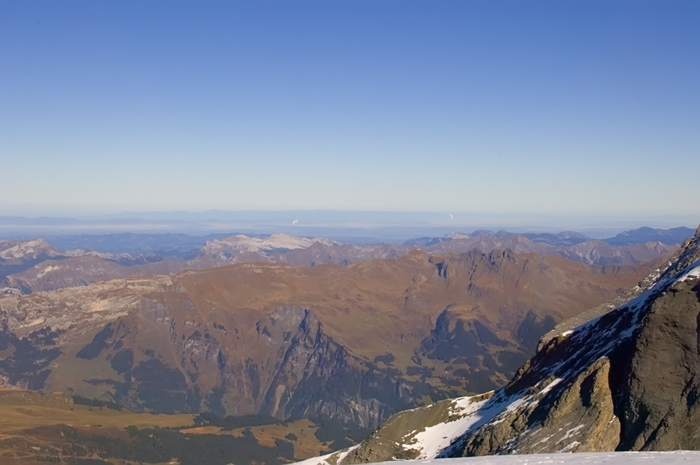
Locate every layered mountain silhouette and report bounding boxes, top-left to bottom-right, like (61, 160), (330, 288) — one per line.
(303, 225), (700, 464)
(1, 228), (680, 294)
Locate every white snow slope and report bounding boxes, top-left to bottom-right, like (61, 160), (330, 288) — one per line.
(297, 451), (700, 465)
(365, 451), (700, 465)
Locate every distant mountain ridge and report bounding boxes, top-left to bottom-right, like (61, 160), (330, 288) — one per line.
(602, 226), (695, 246)
(406, 226), (695, 248)
(406, 230), (590, 248)
(0, 227), (685, 295)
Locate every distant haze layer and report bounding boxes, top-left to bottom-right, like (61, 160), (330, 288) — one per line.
(0, 211), (697, 242)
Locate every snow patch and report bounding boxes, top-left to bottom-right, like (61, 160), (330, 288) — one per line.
(293, 445), (360, 465)
(675, 259), (700, 283)
(36, 265), (59, 278)
(556, 424), (586, 445)
(408, 395), (499, 459)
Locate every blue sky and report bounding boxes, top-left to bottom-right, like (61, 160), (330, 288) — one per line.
(1, 1), (698, 227)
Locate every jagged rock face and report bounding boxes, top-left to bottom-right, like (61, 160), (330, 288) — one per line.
(423, 236), (676, 266)
(251, 307), (408, 428)
(449, 281), (700, 456)
(59, 303), (402, 427)
(615, 278), (700, 450)
(452, 356), (622, 456)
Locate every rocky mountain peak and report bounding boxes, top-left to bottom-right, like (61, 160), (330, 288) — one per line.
(655, 223), (700, 282)
(0, 238), (60, 262)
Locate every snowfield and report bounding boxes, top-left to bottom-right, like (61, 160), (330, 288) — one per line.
(676, 258), (700, 283)
(296, 451), (700, 465)
(370, 451), (700, 465)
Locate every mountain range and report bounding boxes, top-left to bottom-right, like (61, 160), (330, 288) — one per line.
(0, 227), (683, 295)
(0, 225), (694, 464)
(0, 246), (656, 415)
(300, 225), (700, 464)
(0, 243), (668, 463)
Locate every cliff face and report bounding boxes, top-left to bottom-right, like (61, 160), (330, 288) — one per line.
(299, 226), (700, 464)
(57, 303), (414, 429)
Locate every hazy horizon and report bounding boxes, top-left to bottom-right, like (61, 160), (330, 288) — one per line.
(0, 209), (696, 242)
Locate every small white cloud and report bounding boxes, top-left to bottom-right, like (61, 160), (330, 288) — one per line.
(292, 219), (299, 226)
